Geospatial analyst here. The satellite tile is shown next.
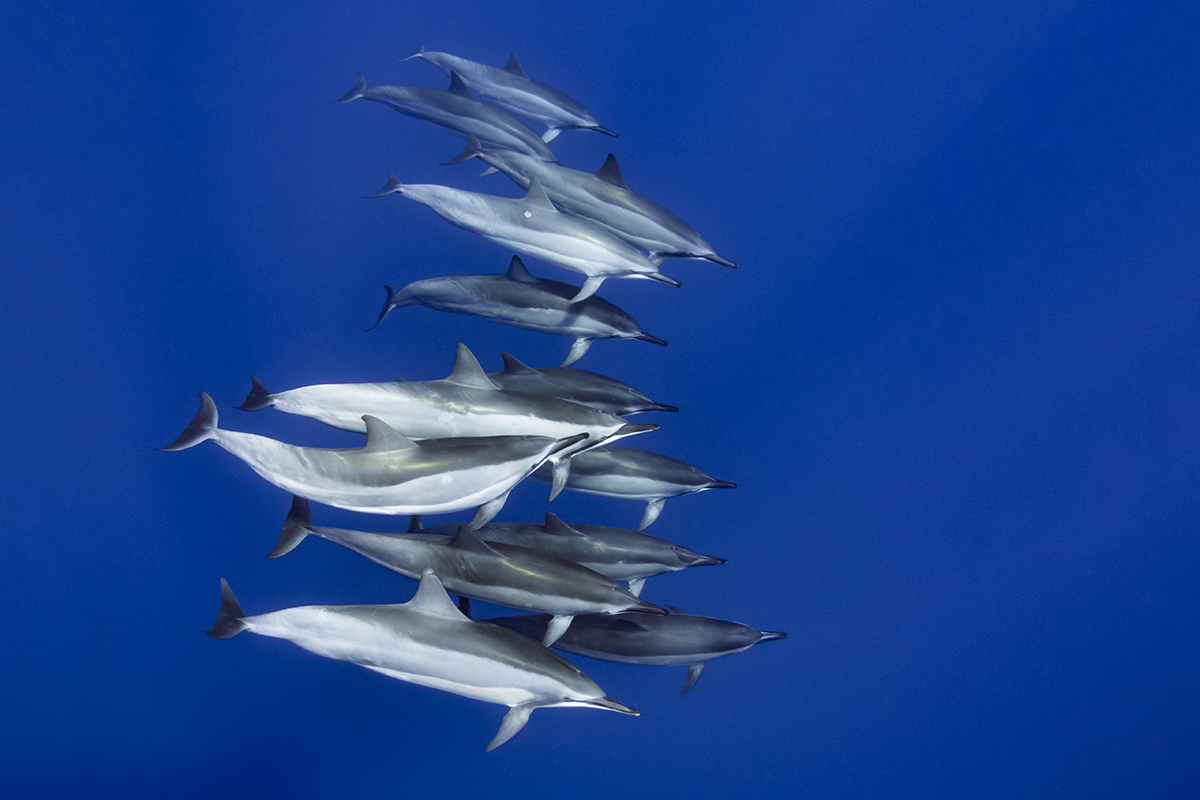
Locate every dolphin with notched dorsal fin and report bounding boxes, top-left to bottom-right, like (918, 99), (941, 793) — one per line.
(371, 256), (666, 366)
(488, 352), (678, 416)
(402, 46), (615, 143)
(207, 570), (638, 750)
(369, 174), (679, 304)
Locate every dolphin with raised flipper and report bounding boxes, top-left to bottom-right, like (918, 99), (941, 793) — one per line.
(487, 352), (678, 416)
(207, 570), (638, 750)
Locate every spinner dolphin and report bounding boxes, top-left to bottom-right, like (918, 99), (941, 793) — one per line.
(488, 352), (678, 416)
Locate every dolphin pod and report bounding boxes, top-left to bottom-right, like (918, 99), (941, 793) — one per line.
(371, 256), (667, 366)
(487, 352), (679, 416)
(208, 570), (638, 750)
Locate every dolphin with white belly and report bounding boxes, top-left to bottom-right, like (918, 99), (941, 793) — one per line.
(487, 609), (786, 697)
(207, 570), (638, 750)
(447, 136), (736, 267)
(160, 392), (584, 527)
(532, 444), (736, 531)
(370, 174), (679, 303)
(334, 72), (557, 162)
(268, 497), (667, 645)
(488, 352), (678, 416)
(409, 511), (724, 597)
(370, 257), (667, 366)
(402, 46), (615, 142)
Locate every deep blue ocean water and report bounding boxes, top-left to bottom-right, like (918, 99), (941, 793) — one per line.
(4, 1), (1199, 797)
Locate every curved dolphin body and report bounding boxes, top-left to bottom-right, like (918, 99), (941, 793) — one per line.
(370, 174), (679, 304)
(487, 610), (787, 696)
(334, 73), (556, 162)
(531, 444), (736, 531)
(410, 511), (725, 597)
(160, 392), (583, 527)
(448, 136), (736, 267)
(207, 570), (638, 751)
(269, 497), (667, 646)
(371, 257), (666, 366)
(402, 46), (615, 142)
(487, 352), (678, 416)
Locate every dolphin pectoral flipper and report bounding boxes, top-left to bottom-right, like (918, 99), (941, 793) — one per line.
(469, 489), (512, 530)
(569, 276), (605, 304)
(160, 392), (218, 452)
(543, 614), (574, 646)
(548, 458), (571, 502)
(206, 579), (248, 639)
(488, 703), (536, 752)
(561, 338), (592, 367)
(680, 661), (706, 697)
(266, 496), (312, 559)
(636, 498), (665, 532)
(627, 577), (646, 598)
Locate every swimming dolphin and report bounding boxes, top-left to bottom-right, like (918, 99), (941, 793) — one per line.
(447, 136), (736, 267)
(371, 257), (667, 366)
(160, 392), (584, 527)
(207, 570), (638, 750)
(487, 352), (678, 416)
(531, 444), (736, 531)
(334, 72), (557, 162)
(402, 47), (615, 142)
(269, 497), (667, 645)
(369, 174), (680, 303)
(487, 609), (786, 697)
(409, 511), (725, 597)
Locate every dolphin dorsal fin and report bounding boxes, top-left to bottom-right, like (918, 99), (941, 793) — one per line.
(505, 256), (540, 284)
(446, 343), (499, 389)
(503, 53), (529, 79)
(446, 71), (475, 99)
(407, 569), (469, 620)
(362, 416), (419, 452)
(522, 176), (558, 212)
(500, 352), (543, 376)
(450, 525), (507, 557)
(594, 154), (630, 191)
(543, 512), (588, 537)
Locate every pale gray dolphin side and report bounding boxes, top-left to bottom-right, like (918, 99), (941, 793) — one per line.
(334, 72), (557, 162)
(488, 352), (678, 416)
(410, 511), (724, 597)
(369, 174), (680, 303)
(402, 46), (615, 142)
(269, 497), (667, 645)
(486, 610), (786, 696)
(447, 136), (736, 267)
(160, 392), (583, 526)
(531, 444), (736, 531)
(207, 570), (638, 750)
(371, 256), (667, 366)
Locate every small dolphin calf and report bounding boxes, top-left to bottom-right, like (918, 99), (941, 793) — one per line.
(208, 570), (638, 750)
(488, 609), (786, 696)
(488, 352), (678, 416)
(371, 256), (667, 366)
(402, 46), (615, 142)
(448, 136), (736, 267)
(371, 175), (679, 303)
(270, 497), (667, 645)
(161, 392), (582, 527)
(532, 444), (736, 531)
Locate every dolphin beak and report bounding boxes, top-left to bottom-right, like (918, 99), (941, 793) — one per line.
(758, 631), (788, 642)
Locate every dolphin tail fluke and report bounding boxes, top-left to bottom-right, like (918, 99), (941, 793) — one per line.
(487, 704), (535, 752)
(206, 579), (247, 639)
(443, 134), (485, 166)
(237, 376), (274, 411)
(398, 45), (426, 63)
(680, 661), (706, 697)
(368, 174), (404, 199)
(569, 276), (605, 304)
(560, 338), (592, 367)
(543, 614), (574, 646)
(266, 496), (312, 558)
(368, 285), (398, 331)
(705, 254), (738, 268)
(636, 497), (664, 531)
(635, 331), (668, 347)
(159, 392), (218, 451)
(333, 73), (367, 104)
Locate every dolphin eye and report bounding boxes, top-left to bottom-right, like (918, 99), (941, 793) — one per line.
(523, 211), (532, 218)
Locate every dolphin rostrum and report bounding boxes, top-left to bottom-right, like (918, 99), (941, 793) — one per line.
(269, 497), (667, 645)
(160, 392), (584, 527)
(370, 174), (680, 303)
(487, 352), (678, 416)
(402, 46), (615, 142)
(531, 444), (736, 531)
(207, 570), (638, 750)
(371, 256), (667, 366)
(447, 135), (736, 267)
(334, 72), (557, 162)
(488, 609), (786, 697)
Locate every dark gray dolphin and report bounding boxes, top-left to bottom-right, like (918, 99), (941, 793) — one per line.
(402, 46), (615, 142)
(487, 352), (678, 416)
(334, 72), (557, 162)
(447, 135), (736, 267)
(531, 444), (736, 531)
(487, 610), (786, 696)
(269, 497), (667, 646)
(207, 570), (638, 750)
(371, 256), (666, 366)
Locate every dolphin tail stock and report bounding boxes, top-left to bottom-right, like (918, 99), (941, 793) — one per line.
(367, 174), (405, 199)
(206, 579), (248, 639)
(266, 496), (313, 558)
(237, 376), (274, 411)
(680, 661), (707, 697)
(560, 338), (592, 367)
(368, 285), (400, 331)
(635, 331), (668, 347)
(333, 73), (367, 104)
(159, 392), (219, 452)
